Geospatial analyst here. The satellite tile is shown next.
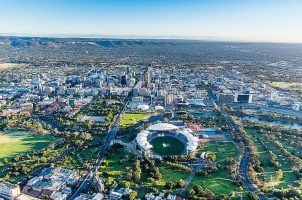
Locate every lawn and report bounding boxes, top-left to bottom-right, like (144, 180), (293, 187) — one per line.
(0, 63), (25, 70)
(188, 141), (240, 196)
(150, 136), (186, 156)
(120, 113), (151, 127)
(99, 148), (133, 176)
(159, 165), (190, 182)
(268, 81), (302, 91)
(0, 130), (53, 160)
(189, 170), (238, 195)
(202, 141), (238, 161)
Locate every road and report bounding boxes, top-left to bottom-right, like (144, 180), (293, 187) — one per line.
(231, 103), (302, 118)
(222, 110), (266, 199)
(69, 81), (138, 199)
(209, 91), (266, 200)
(176, 163), (203, 195)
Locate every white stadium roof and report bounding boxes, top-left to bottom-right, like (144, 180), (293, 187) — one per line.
(155, 105), (165, 110)
(188, 99), (206, 106)
(136, 123), (199, 155)
(136, 130), (152, 150)
(137, 104), (150, 111)
(147, 123), (178, 132)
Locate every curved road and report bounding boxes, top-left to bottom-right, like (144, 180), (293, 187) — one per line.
(211, 92), (266, 200)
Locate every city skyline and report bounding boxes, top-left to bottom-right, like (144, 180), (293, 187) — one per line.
(1, 0), (302, 43)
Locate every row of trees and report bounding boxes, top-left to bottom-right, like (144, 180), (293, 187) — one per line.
(264, 133), (302, 171)
(165, 161), (191, 172)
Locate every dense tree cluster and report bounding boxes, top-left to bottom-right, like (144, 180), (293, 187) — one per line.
(165, 161), (191, 172)
(186, 184), (216, 199)
(2, 112), (47, 134)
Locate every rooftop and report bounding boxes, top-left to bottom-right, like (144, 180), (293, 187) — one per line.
(147, 123), (178, 132)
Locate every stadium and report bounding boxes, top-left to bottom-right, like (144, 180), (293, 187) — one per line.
(135, 123), (199, 158)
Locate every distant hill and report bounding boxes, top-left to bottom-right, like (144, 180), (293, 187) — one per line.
(0, 36), (302, 71)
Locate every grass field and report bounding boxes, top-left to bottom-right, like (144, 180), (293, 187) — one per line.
(99, 148), (133, 176)
(0, 130), (53, 160)
(159, 165), (190, 182)
(268, 81), (302, 91)
(150, 136), (186, 156)
(189, 141), (240, 196)
(120, 113), (151, 127)
(0, 63), (25, 70)
(202, 141), (238, 162)
(189, 170), (238, 195)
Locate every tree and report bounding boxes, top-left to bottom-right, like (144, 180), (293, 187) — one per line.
(106, 176), (114, 186)
(84, 162), (91, 170)
(177, 179), (185, 188)
(206, 153), (216, 162)
(40, 157), (47, 163)
(21, 166), (29, 174)
(129, 191), (137, 200)
(122, 181), (131, 188)
(14, 155), (20, 162)
(74, 139), (84, 147)
(275, 169), (283, 180)
(248, 192), (259, 200)
(153, 167), (162, 180)
(165, 181), (175, 190)
(133, 171), (141, 181)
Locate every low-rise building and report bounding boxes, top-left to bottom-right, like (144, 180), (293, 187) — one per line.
(0, 182), (21, 200)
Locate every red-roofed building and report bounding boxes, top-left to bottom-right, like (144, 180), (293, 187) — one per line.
(187, 123), (202, 131)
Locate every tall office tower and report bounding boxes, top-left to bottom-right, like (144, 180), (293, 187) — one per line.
(126, 66), (131, 74)
(121, 75), (127, 86)
(144, 69), (152, 85)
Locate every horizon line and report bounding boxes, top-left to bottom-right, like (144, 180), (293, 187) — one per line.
(1, 33), (302, 44)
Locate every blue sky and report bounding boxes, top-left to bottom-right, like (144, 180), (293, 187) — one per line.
(0, 0), (301, 42)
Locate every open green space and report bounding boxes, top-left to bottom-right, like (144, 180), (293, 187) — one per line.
(189, 170), (238, 195)
(189, 141), (240, 195)
(99, 148), (133, 177)
(0, 130), (53, 160)
(268, 81), (302, 91)
(159, 165), (190, 182)
(120, 113), (151, 127)
(150, 136), (186, 156)
(245, 127), (299, 188)
(202, 141), (238, 162)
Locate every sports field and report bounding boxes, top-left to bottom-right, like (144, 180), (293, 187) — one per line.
(189, 170), (239, 196)
(150, 136), (186, 156)
(0, 130), (53, 160)
(120, 113), (151, 127)
(203, 141), (238, 161)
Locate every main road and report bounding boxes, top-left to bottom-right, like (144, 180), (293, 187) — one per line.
(231, 103), (302, 118)
(69, 79), (139, 199)
(209, 91), (266, 200)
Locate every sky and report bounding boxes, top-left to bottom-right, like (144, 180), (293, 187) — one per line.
(0, 0), (302, 43)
